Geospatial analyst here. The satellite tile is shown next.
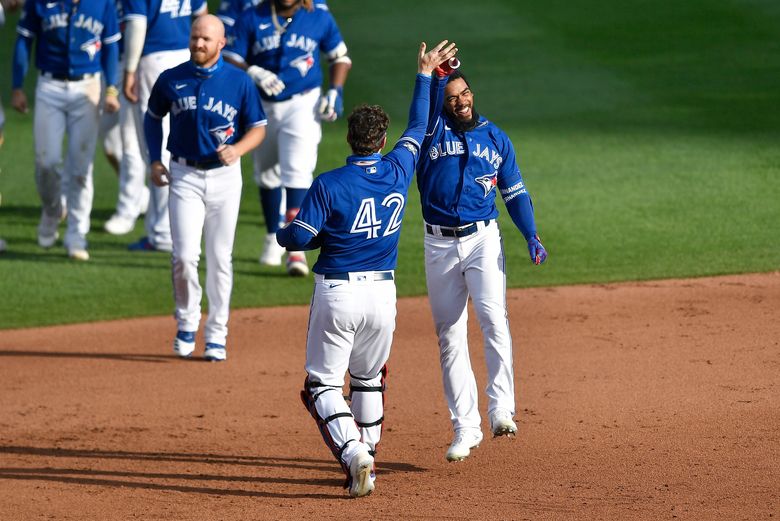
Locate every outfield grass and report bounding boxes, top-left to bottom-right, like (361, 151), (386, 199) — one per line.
(1, 0), (778, 329)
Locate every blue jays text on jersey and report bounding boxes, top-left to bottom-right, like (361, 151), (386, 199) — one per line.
(123, 0), (207, 56)
(14, 0), (121, 87)
(145, 56), (267, 163)
(277, 74), (433, 273)
(223, 1), (346, 101)
(417, 116), (524, 226)
(416, 76), (535, 237)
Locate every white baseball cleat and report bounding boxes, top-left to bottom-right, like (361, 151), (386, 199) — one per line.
(68, 249), (90, 261)
(489, 409), (518, 437)
(259, 232), (284, 266)
(348, 451), (375, 498)
(204, 343), (227, 362)
(104, 214), (136, 235)
(446, 429), (483, 462)
(173, 331), (196, 358)
(286, 251), (309, 277)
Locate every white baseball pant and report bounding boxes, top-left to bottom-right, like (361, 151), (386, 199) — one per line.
(114, 87), (148, 221)
(253, 87), (322, 190)
(423, 220), (516, 433)
(305, 272), (396, 462)
(98, 91), (122, 163)
(135, 48), (190, 250)
(34, 73), (101, 251)
(168, 159), (242, 345)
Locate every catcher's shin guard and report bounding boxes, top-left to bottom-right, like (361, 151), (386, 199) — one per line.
(349, 365), (387, 456)
(300, 377), (360, 477)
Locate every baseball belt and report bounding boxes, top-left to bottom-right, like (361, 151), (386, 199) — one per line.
(172, 155), (224, 170)
(41, 71), (98, 82)
(323, 271), (394, 281)
(425, 220), (491, 238)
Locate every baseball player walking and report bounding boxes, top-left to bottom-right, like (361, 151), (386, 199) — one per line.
(12, 0), (121, 261)
(1, 0), (23, 256)
(123, 0), (207, 252)
(103, 0), (152, 237)
(278, 41), (458, 497)
(417, 66), (548, 461)
(224, 0), (350, 276)
(144, 14), (266, 362)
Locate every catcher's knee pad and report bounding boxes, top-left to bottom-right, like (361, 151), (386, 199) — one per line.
(301, 377), (358, 473)
(349, 366), (387, 455)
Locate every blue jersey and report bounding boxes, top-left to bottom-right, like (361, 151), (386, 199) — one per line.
(224, 1), (345, 101)
(279, 74), (432, 274)
(146, 56), (267, 163)
(218, 0), (329, 27)
(216, 0), (258, 28)
(15, 0), (121, 81)
(123, 0), (207, 56)
(417, 76), (532, 230)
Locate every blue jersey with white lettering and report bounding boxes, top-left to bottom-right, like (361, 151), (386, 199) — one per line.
(224, 1), (345, 101)
(123, 0), (207, 55)
(16, 0), (121, 79)
(218, 0), (329, 28)
(417, 76), (530, 228)
(280, 74), (432, 274)
(146, 56), (267, 163)
(216, 0), (258, 28)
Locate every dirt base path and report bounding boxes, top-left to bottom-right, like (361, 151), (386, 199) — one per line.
(1, 273), (778, 520)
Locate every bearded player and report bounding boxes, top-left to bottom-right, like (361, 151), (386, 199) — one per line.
(144, 14), (266, 361)
(278, 41), (457, 497)
(417, 66), (548, 461)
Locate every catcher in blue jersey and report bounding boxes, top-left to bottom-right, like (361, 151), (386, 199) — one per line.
(12, 0), (121, 261)
(417, 66), (548, 462)
(277, 41), (458, 498)
(224, 0), (349, 277)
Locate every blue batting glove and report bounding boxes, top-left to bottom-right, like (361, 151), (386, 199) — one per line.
(527, 235), (547, 265)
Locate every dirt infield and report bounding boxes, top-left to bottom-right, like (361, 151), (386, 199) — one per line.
(1, 273), (778, 520)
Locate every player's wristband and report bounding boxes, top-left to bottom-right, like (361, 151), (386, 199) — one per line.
(105, 85), (119, 97)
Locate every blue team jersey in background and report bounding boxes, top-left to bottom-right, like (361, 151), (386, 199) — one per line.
(16, 0), (121, 77)
(224, 1), (345, 101)
(146, 57), (267, 163)
(417, 78), (527, 227)
(218, 0), (329, 27)
(286, 74), (433, 274)
(123, 0), (206, 55)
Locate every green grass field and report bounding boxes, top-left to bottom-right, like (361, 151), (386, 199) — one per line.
(1, 0), (778, 329)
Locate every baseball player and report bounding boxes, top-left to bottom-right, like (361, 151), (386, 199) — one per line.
(278, 41), (458, 497)
(12, 0), (121, 261)
(145, 14), (266, 362)
(417, 66), (548, 461)
(224, 0), (350, 276)
(122, 0), (207, 252)
(1, 0), (22, 256)
(1, 0), (23, 148)
(103, 0), (152, 236)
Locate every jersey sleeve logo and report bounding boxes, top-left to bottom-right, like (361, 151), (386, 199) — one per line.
(80, 38), (102, 60)
(475, 174), (498, 198)
(290, 52), (315, 77)
(209, 122), (236, 145)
